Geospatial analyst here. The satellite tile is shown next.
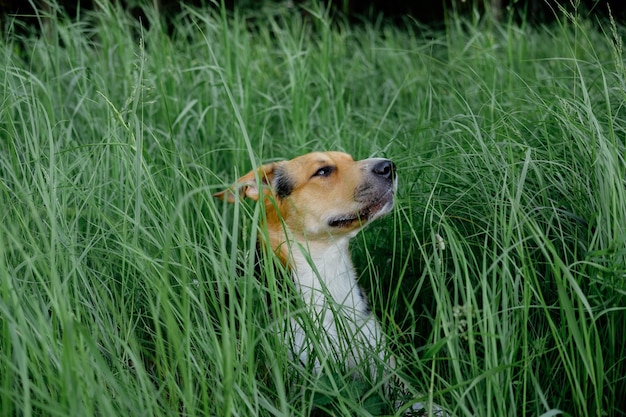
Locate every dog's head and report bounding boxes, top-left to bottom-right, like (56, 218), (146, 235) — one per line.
(215, 151), (396, 239)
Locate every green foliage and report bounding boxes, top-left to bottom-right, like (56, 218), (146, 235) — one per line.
(1, 2), (625, 416)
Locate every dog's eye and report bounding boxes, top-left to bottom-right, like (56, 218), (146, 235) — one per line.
(311, 166), (334, 178)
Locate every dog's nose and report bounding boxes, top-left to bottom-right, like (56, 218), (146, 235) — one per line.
(372, 159), (396, 181)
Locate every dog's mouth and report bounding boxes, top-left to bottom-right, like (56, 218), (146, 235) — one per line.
(327, 190), (394, 229)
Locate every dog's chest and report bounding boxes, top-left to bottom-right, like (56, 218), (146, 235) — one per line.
(287, 239), (383, 370)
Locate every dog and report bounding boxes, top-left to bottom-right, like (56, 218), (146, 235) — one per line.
(215, 151), (444, 415)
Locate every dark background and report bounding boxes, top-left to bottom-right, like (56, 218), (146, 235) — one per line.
(1, 0), (625, 30)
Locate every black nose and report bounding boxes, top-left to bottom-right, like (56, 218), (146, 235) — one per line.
(372, 159), (396, 181)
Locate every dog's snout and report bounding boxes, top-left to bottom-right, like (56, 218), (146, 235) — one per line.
(372, 159), (396, 181)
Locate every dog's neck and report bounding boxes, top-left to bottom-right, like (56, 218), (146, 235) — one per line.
(268, 227), (370, 316)
(292, 238), (361, 309)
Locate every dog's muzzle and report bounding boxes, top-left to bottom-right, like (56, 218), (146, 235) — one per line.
(327, 158), (397, 229)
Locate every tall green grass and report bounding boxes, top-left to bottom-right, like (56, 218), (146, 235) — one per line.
(1, 2), (625, 416)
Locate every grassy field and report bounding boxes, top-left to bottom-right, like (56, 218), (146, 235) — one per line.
(1, 1), (625, 416)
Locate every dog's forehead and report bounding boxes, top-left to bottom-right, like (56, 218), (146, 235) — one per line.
(288, 151), (354, 169)
(273, 152), (357, 199)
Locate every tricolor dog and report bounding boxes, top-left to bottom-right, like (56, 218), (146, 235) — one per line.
(215, 151), (394, 372)
(215, 151), (442, 414)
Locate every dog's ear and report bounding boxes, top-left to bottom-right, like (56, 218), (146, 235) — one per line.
(214, 162), (277, 203)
